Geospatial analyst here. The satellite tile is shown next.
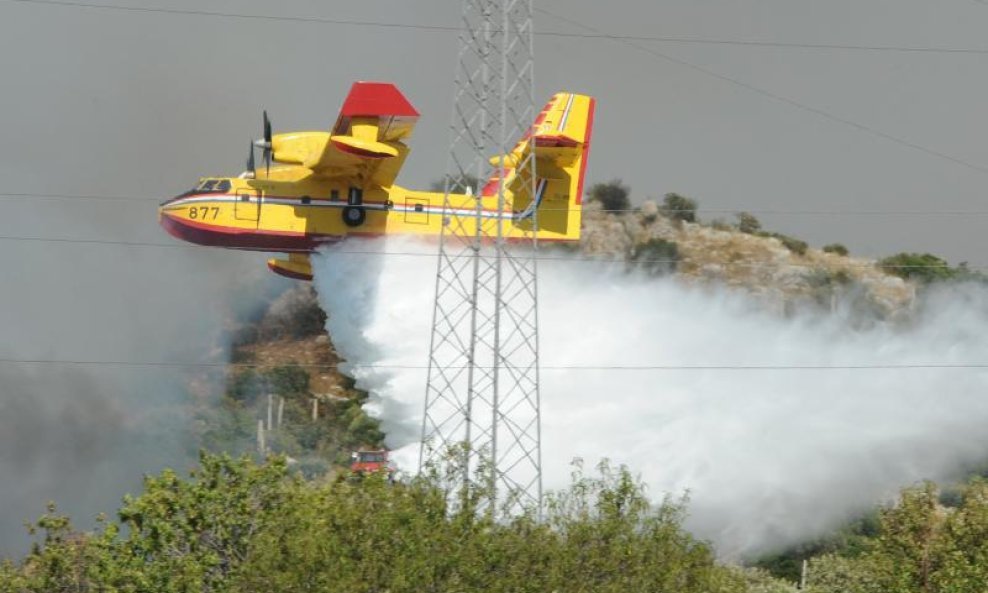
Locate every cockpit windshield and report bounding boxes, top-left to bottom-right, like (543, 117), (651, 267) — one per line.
(194, 179), (231, 193)
(165, 178), (233, 205)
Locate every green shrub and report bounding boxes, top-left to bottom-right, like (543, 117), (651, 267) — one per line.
(822, 243), (849, 256)
(227, 369), (265, 403)
(778, 235), (808, 256)
(587, 179), (631, 211)
(952, 262), (988, 284)
(757, 231), (808, 256)
(661, 192), (698, 223)
(628, 238), (680, 276)
(804, 269), (853, 290)
(266, 364), (310, 398)
(226, 365), (310, 403)
(878, 252), (955, 283)
(735, 211), (762, 234)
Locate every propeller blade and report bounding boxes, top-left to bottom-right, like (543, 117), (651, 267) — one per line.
(262, 110), (272, 176)
(247, 142), (256, 177)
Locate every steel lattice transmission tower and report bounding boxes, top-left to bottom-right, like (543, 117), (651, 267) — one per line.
(420, 0), (541, 512)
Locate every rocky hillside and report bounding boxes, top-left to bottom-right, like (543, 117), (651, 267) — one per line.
(580, 198), (915, 318)
(192, 286), (384, 476)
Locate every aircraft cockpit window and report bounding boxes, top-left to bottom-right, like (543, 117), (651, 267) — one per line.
(194, 179), (231, 193)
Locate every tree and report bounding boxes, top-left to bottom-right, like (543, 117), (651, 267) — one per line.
(113, 454), (297, 592)
(802, 480), (988, 593)
(735, 212), (761, 234)
(822, 244), (849, 257)
(587, 179), (631, 212)
(661, 193), (698, 223)
(755, 231), (808, 256)
(878, 253), (956, 283)
(628, 238), (680, 276)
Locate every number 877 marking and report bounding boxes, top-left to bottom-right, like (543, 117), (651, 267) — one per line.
(188, 206), (220, 220)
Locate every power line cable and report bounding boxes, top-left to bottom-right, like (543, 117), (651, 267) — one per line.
(1, 357), (986, 372)
(5, 0), (988, 55)
(536, 7), (988, 176)
(0, 232), (979, 271)
(6, 191), (988, 217)
(0, 191), (161, 202)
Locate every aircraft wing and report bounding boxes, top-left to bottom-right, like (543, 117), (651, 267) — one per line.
(284, 82), (420, 188)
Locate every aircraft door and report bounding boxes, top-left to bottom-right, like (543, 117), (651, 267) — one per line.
(235, 189), (261, 225)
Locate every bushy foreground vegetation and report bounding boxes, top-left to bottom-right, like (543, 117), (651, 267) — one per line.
(0, 454), (787, 593)
(10, 453), (988, 592)
(752, 479), (988, 593)
(801, 480), (988, 593)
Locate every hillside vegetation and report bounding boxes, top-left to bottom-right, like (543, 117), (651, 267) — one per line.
(0, 454), (793, 593)
(189, 285), (384, 476)
(581, 183), (921, 318)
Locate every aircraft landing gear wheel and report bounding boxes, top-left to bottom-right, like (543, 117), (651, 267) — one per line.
(342, 206), (366, 227)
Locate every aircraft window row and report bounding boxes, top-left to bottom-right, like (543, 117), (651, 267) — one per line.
(195, 179), (231, 193)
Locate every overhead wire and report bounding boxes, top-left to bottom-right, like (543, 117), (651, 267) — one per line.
(1, 357), (986, 372)
(5, 0), (988, 55)
(6, 191), (988, 218)
(0, 191), (162, 202)
(0, 232), (980, 271)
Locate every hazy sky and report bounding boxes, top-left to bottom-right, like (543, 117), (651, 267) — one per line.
(1, 0), (987, 549)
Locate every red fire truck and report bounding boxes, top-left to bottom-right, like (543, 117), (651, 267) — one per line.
(349, 449), (396, 481)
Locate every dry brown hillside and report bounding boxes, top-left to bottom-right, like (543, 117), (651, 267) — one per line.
(580, 200), (914, 317)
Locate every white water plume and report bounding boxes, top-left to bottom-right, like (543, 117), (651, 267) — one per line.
(313, 236), (988, 557)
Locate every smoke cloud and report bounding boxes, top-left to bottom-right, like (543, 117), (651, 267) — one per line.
(0, 245), (278, 556)
(313, 236), (988, 557)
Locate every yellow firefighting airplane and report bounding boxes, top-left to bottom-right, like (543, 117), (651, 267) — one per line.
(159, 82), (595, 280)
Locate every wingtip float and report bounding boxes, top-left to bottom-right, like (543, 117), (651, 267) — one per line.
(159, 81), (596, 281)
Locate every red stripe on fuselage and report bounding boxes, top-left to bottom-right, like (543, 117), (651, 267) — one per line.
(159, 212), (342, 252)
